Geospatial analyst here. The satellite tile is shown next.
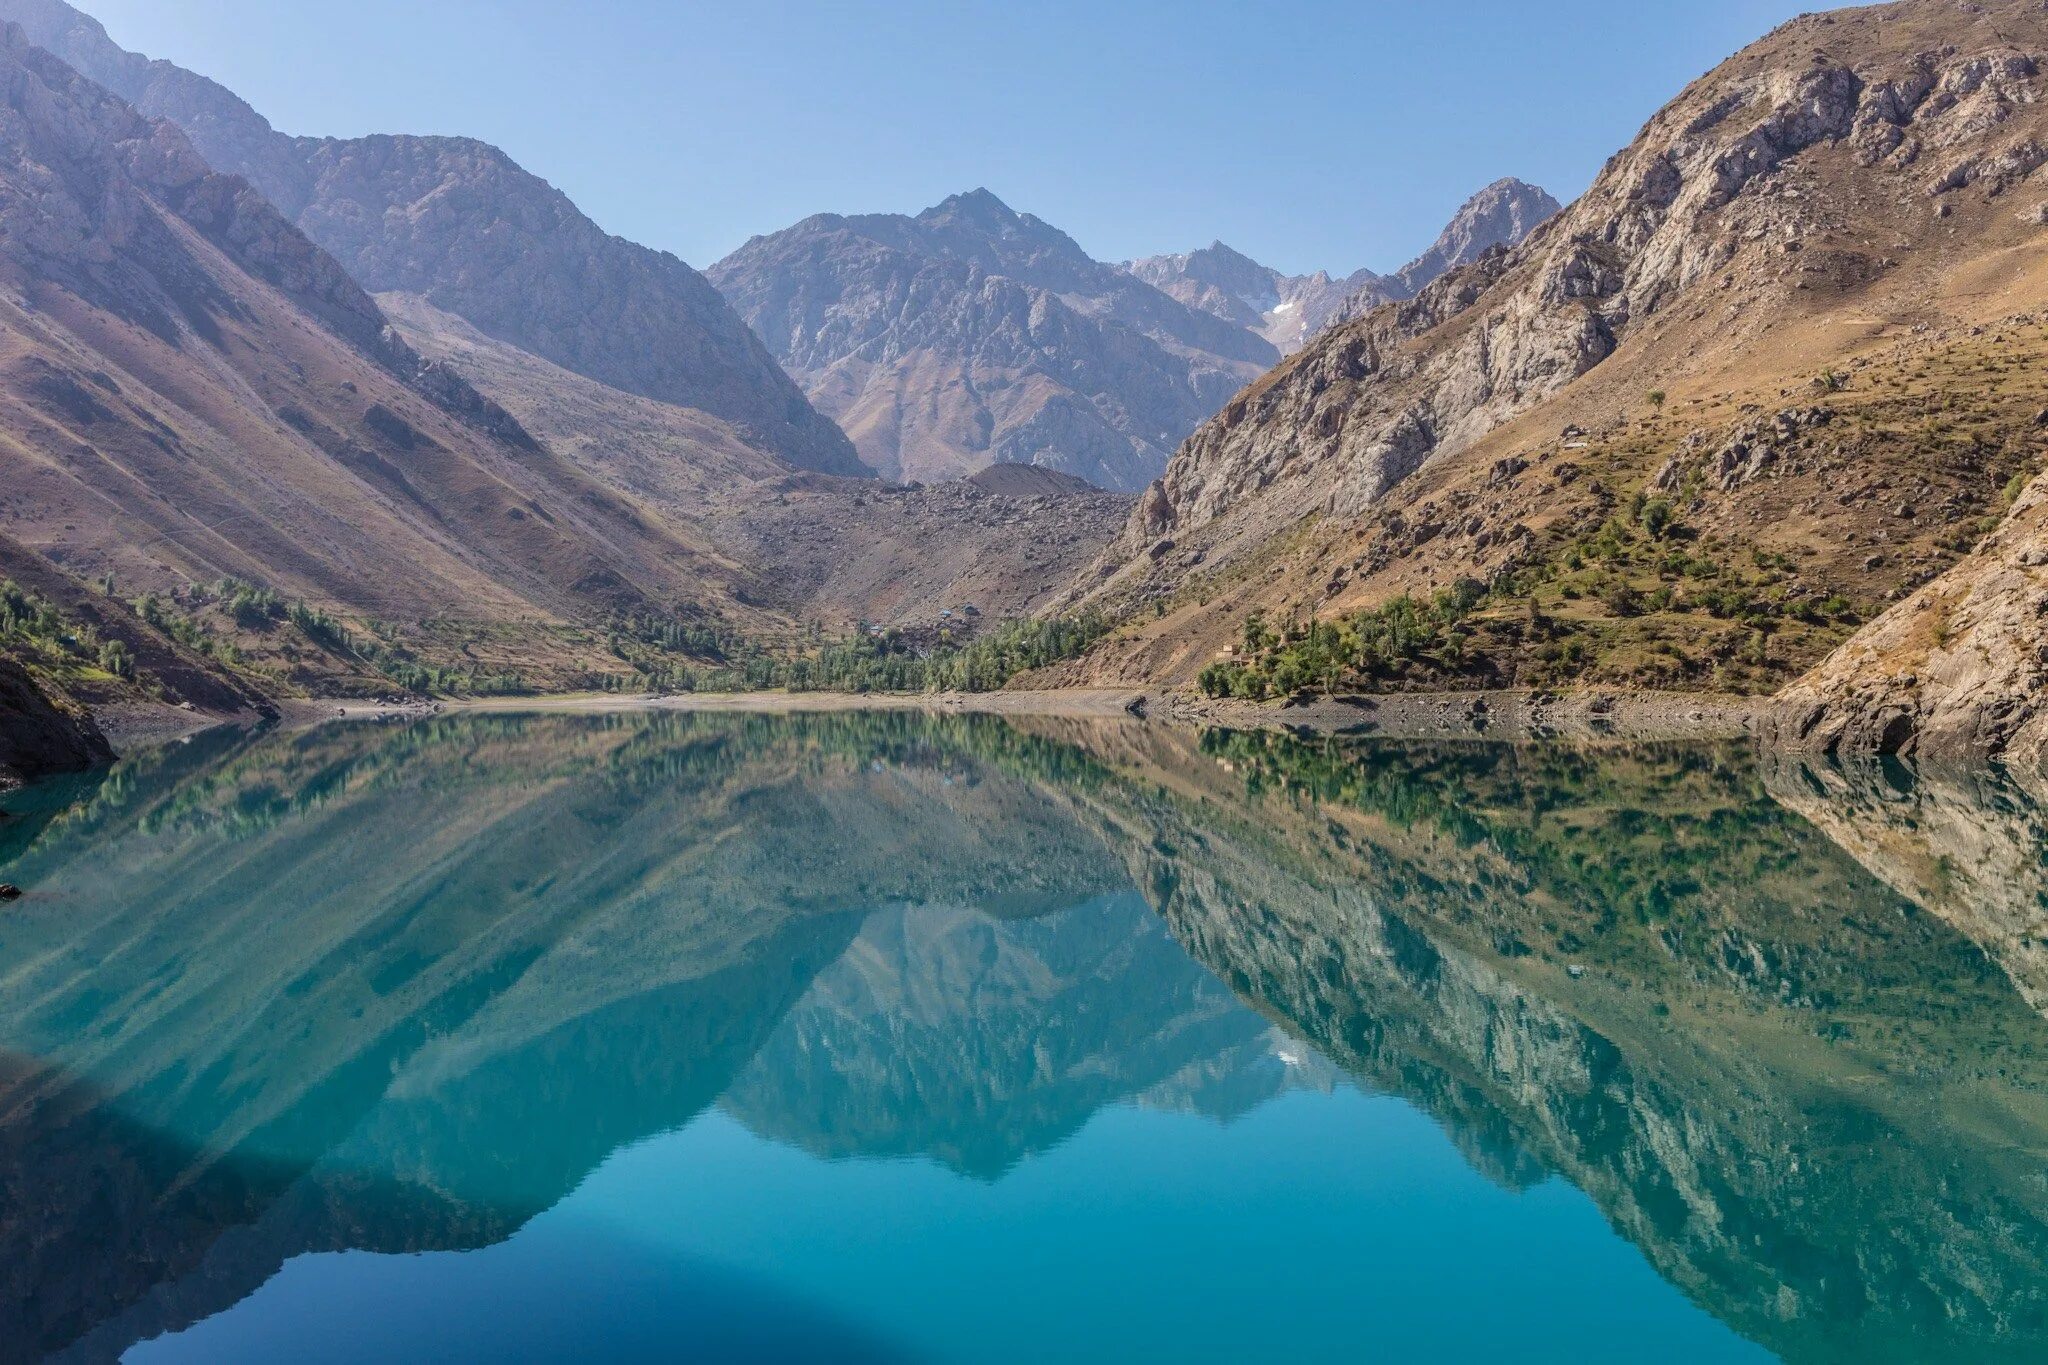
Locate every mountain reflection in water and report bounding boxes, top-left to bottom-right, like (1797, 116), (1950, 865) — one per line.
(0, 711), (2043, 1363)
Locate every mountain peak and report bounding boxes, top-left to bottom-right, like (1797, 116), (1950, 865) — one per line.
(920, 187), (1022, 226)
(1385, 178), (1561, 296)
(1187, 240), (1264, 272)
(712, 189), (1275, 489)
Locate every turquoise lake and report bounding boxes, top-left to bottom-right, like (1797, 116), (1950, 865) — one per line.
(0, 710), (2044, 1362)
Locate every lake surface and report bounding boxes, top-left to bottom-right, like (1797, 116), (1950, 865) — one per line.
(0, 711), (2045, 1363)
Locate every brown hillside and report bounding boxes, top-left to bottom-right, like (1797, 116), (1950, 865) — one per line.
(1062, 0), (2048, 751)
(0, 24), (790, 695)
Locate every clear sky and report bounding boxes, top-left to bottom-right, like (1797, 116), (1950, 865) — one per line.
(81, 0), (1817, 277)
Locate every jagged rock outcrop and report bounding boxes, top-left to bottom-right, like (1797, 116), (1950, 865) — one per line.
(0, 654), (109, 787)
(708, 189), (1276, 490)
(0, 0), (867, 478)
(1772, 462), (2048, 766)
(1383, 178), (1562, 302)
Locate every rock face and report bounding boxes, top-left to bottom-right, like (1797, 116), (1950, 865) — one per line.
(0, 654), (109, 788)
(1773, 463), (2048, 767)
(0, 0), (867, 478)
(707, 189), (1277, 490)
(1126, 58), (1879, 545)
(1138, 6), (2048, 543)
(1126, 179), (1559, 355)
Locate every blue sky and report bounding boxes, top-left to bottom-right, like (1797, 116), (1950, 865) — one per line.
(83, 0), (1816, 276)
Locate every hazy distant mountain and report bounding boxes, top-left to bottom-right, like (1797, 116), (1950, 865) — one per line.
(0, 0), (867, 477)
(1124, 242), (1384, 355)
(707, 189), (1278, 490)
(1126, 178), (1560, 355)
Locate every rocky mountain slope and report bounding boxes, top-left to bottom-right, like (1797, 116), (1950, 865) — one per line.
(0, 0), (866, 478)
(707, 189), (1278, 490)
(386, 292), (1132, 629)
(1125, 178), (1560, 355)
(0, 22), (791, 697)
(0, 4), (1133, 721)
(1772, 391), (2048, 766)
(1061, 0), (2048, 765)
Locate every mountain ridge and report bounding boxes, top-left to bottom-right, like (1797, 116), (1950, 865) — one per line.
(708, 187), (1278, 490)
(1124, 178), (1561, 355)
(0, 20), (803, 698)
(0, 0), (868, 478)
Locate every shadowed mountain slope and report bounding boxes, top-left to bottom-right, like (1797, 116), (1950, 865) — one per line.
(383, 292), (1133, 630)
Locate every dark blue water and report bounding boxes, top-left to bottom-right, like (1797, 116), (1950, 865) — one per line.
(0, 711), (2043, 1363)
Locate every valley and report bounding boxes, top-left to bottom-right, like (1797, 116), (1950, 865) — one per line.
(0, 0), (2045, 788)
(1, 4), (2047, 1356)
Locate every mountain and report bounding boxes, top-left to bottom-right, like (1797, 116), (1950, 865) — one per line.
(1124, 242), (1384, 355)
(1125, 179), (1560, 355)
(0, 0), (867, 478)
(1060, 0), (2048, 766)
(707, 188), (1279, 490)
(0, 2), (1132, 719)
(0, 21), (786, 695)
(1382, 177), (1564, 301)
(383, 292), (1134, 631)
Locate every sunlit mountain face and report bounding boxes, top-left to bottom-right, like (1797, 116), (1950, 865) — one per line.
(0, 712), (2044, 1363)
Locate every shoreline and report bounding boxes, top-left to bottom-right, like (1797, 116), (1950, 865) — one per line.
(240, 685), (1768, 745)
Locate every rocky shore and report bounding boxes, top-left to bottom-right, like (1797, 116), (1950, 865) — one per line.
(0, 659), (111, 791)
